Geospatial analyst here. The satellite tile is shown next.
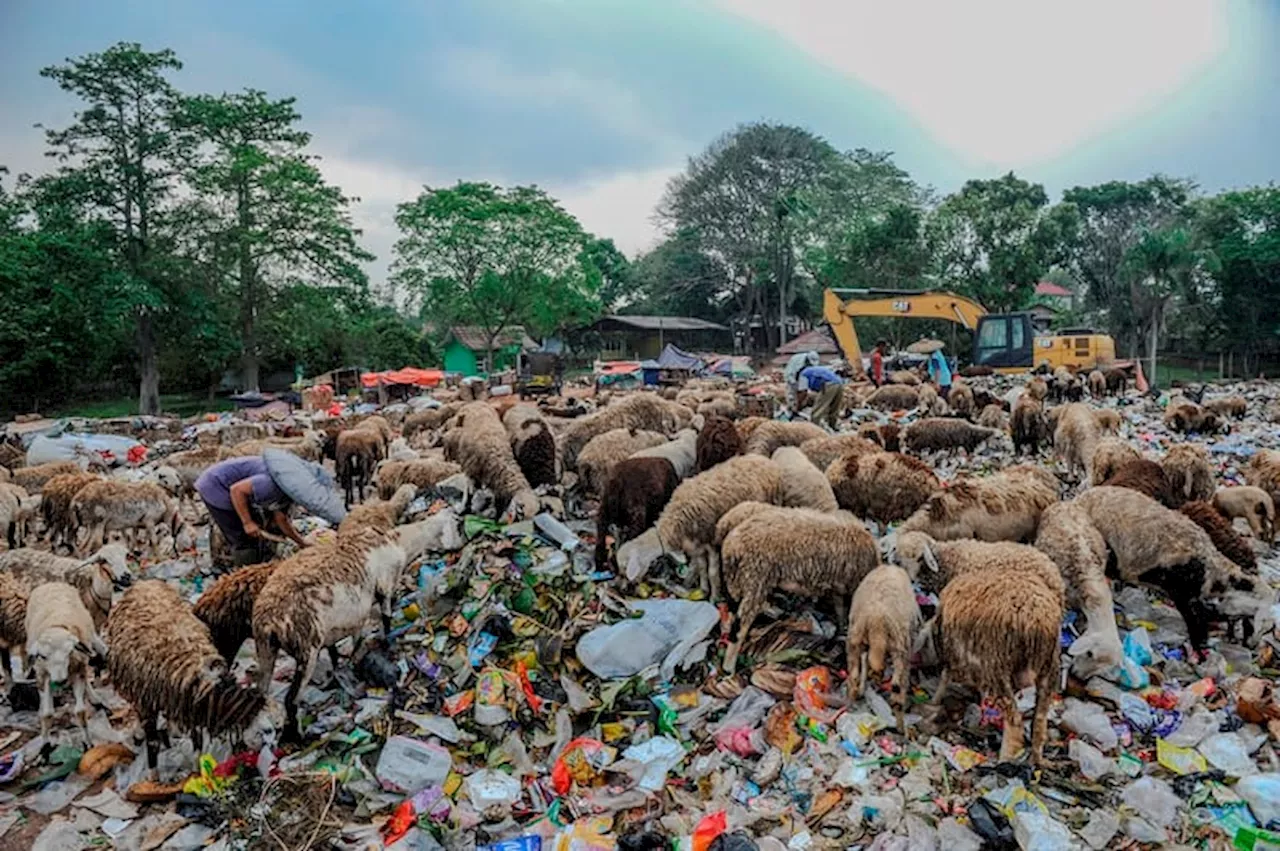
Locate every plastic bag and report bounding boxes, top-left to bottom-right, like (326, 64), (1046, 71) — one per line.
(936, 817), (983, 851)
(619, 736), (685, 792)
(1012, 811), (1076, 851)
(465, 769), (522, 810)
(709, 832), (759, 851)
(1198, 732), (1259, 777)
(375, 736), (452, 795)
(1079, 809), (1119, 850)
(1164, 707), (1219, 747)
(1069, 738), (1114, 780)
(1237, 774), (1280, 829)
(793, 667), (839, 723)
(1120, 777), (1181, 828)
(1123, 627), (1153, 665)
(692, 812), (727, 851)
(1061, 698), (1118, 751)
(551, 738), (615, 795)
(575, 600), (719, 680)
(554, 816), (615, 851)
(965, 798), (1015, 849)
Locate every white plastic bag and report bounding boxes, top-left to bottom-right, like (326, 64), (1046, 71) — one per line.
(1061, 698), (1118, 751)
(575, 599), (719, 680)
(1237, 774), (1280, 828)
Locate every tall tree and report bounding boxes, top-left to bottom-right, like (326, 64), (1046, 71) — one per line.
(392, 182), (598, 369)
(660, 123), (840, 349)
(176, 89), (372, 390)
(628, 229), (733, 321)
(583, 237), (633, 312)
(928, 173), (1076, 313)
(39, 42), (184, 414)
(1124, 225), (1199, 386)
(1060, 176), (1192, 356)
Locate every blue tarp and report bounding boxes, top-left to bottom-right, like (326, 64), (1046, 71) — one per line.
(654, 344), (704, 371)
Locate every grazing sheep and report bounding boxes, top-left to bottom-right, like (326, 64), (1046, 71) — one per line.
(897, 465), (1058, 543)
(12, 461), (80, 494)
(71, 480), (184, 558)
(576, 427), (668, 493)
(695, 415), (743, 474)
(799, 434), (879, 471)
(193, 561), (281, 663)
(735, 416), (770, 444)
(1088, 370), (1106, 397)
(224, 434), (324, 463)
(1090, 437), (1143, 486)
(936, 563), (1062, 764)
(561, 394), (683, 469)
(442, 402), (540, 520)
(632, 429), (699, 479)
(595, 457), (680, 571)
(253, 517), (464, 740)
(977, 403), (1007, 430)
(846, 564), (920, 732)
(1162, 444), (1215, 507)
(1164, 401), (1224, 435)
(1010, 396), (1048, 457)
(888, 370), (921, 386)
(772, 446), (839, 513)
(1093, 409), (1122, 435)
(109, 581), (274, 767)
(1246, 450), (1280, 516)
(859, 422), (902, 453)
(1026, 377), (1049, 402)
(403, 403), (463, 439)
(374, 458), (463, 500)
(336, 427), (385, 507)
(696, 396), (738, 420)
(1053, 402), (1100, 480)
(720, 508), (877, 671)
(1100, 459), (1174, 507)
(1204, 395), (1247, 420)
(503, 405), (558, 488)
(827, 451), (939, 533)
(25, 581), (105, 747)
(1213, 486), (1275, 544)
(616, 455), (782, 595)
(162, 446), (222, 502)
(903, 418), (999, 456)
(1103, 368), (1128, 396)
(1034, 503), (1122, 674)
(866, 384), (920, 412)
(1074, 486), (1256, 650)
(338, 484), (417, 536)
(1180, 500), (1256, 572)
(947, 384), (975, 419)
(219, 422), (268, 446)
(743, 420), (828, 457)
(0, 485), (38, 550)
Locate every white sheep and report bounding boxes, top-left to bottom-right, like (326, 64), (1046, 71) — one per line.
(846, 563), (920, 732)
(25, 581), (106, 748)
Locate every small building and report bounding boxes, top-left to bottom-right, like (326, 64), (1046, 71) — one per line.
(1034, 280), (1074, 310)
(442, 326), (539, 377)
(773, 327), (842, 366)
(586, 315), (730, 361)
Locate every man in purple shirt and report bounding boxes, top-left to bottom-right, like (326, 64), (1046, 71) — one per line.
(196, 456), (308, 566)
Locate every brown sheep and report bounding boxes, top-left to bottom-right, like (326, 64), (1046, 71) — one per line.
(720, 508), (877, 671)
(743, 420), (828, 457)
(1204, 396), (1247, 420)
(888, 370), (921, 386)
(1034, 502), (1121, 674)
(403, 403), (463, 439)
(1026, 377), (1049, 402)
(1093, 409), (1122, 434)
(109, 580), (272, 767)
(1090, 437), (1142, 486)
(897, 465), (1058, 543)
(338, 484), (417, 536)
(1101, 459), (1174, 507)
(1213, 486), (1275, 544)
(977, 403), (1007, 430)
(336, 427), (384, 507)
(903, 418), (999, 455)
(1088, 370), (1106, 398)
(595, 457), (680, 571)
(11, 461), (81, 494)
(1010, 396), (1047, 456)
(576, 427), (668, 494)
(1162, 444), (1215, 507)
(193, 560), (281, 663)
(858, 422), (902, 453)
(695, 415), (743, 474)
(936, 563), (1062, 764)
(1053, 402), (1100, 480)
(1103, 368), (1128, 396)
(1164, 401), (1224, 435)
(374, 458), (463, 500)
(865, 384), (919, 412)
(1180, 500), (1256, 572)
(947, 384), (975, 419)
(846, 563), (919, 732)
(1245, 450), (1280, 519)
(772, 446), (838, 513)
(827, 451), (939, 533)
(735, 416), (770, 444)
(799, 434), (878, 471)
(560, 394), (683, 469)
(71, 480), (184, 557)
(40, 473), (100, 552)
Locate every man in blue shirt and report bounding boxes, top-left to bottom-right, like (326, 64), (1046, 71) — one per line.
(799, 364), (846, 429)
(196, 456), (309, 567)
(927, 348), (953, 397)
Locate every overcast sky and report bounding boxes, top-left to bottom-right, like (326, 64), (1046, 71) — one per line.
(3, 0), (1277, 281)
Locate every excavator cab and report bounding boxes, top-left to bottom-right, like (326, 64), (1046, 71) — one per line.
(971, 314), (1035, 369)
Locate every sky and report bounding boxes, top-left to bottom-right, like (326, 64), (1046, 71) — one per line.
(2, 0), (1277, 284)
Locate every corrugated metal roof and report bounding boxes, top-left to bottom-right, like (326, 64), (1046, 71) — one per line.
(776, 327), (840, 355)
(591, 315), (728, 332)
(446, 326), (538, 352)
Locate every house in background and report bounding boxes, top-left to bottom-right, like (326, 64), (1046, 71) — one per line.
(1030, 280), (1076, 331)
(773, 327), (842, 366)
(442, 326), (538, 377)
(586, 315), (730, 360)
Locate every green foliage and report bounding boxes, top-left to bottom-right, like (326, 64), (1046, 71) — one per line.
(583, 237), (632, 311)
(392, 182), (600, 365)
(627, 229), (733, 321)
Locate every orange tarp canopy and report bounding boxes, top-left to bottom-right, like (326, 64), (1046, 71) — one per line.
(595, 361), (641, 375)
(361, 367), (445, 388)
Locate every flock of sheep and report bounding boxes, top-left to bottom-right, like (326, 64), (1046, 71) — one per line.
(1, 362), (1278, 777)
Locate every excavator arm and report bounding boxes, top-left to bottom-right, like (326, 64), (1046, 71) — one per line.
(822, 288), (989, 377)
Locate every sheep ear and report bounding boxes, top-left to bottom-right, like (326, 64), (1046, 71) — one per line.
(922, 544), (940, 573)
(73, 640), (93, 658)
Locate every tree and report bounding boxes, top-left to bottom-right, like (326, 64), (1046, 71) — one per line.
(39, 42), (185, 414)
(583, 237), (632, 311)
(1060, 177), (1192, 356)
(928, 173), (1076, 313)
(660, 123), (840, 349)
(392, 182), (598, 369)
(627, 229), (733, 321)
(1124, 225), (1200, 386)
(176, 89), (373, 391)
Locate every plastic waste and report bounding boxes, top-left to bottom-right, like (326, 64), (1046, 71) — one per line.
(1068, 738), (1114, 780)
(708, 831), (759, 851)
(465, 769), (522, 810)
(1120, 776), (1181, 828)
(619, 833), (667, 851)
(965, 798), (1015, 850)
(551, 738), (615, 795)
(1078, 809), (1120, 850)
(850, 791), (904, 831)
(692, 812), (727, 851)
(1061, 698), (1118, 750)
(474, 669), (510, 726)
(534, 514), (580, 551)
(1164, 707), (1220, 747)
(1123, 627), (1153, 665)
(1156, 738), (1207, 775)
(620, 736), (685, 792)
(1238, 774), (1280, 829)
(936, 817), (983, 851)
(375, 737), (452, 795)
(1122, 816), (1167, 843)
(27, 432), (141, 466)
(1012, 811), (1076, 851)
(1198, 731), (1259, 777)
(575, 599), (719, 680)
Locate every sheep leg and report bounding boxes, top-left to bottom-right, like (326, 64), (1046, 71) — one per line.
(724, 595), (762, 673)
(705, 550), (721, 602)
(594, 520), (611, 571)
(0, 646), (9, 682)
(143, 716), (161, 769)
(1029, 663), (1056, 765)
(37, 668), (54, 755)
(282, 649), (318, 745)
(72, 675), (90, 748)
(891, 650), (910, 735)
(328, 645), (341, 673)
(833, 594), (849, 633)
(845, 642), (864, 704)
(930, 669), (950, 706)
(5, 521), (14, 550)
(255, 642), (278, 694)
(998, 690), (1025, 762)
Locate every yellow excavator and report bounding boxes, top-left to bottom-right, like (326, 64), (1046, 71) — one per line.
(822, 288), (1119, 377)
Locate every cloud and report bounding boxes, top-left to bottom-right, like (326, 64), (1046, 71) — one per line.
(717, 0), (1227, 169)
(550, 166), (678, 256)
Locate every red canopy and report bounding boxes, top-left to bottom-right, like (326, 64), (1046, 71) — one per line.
(361, 367), (445, 388)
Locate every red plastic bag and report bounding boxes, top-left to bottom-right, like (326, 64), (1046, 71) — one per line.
(692, 811), (727, 851)
(793, 666), (838, 724)
(551, 738), (613, 795)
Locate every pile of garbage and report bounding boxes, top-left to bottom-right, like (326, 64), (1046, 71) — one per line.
(2, 380), (1280, 851)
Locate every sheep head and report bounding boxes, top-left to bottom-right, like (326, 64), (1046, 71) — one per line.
(893, 531), (939, 580)
(27, 626), (80, 683)
(618, 527), (665, 582)
(150, 465), (183, 498)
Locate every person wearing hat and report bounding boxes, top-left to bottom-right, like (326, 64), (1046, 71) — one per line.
(784, 350), (821, 411)
(196, 456), (309, 567)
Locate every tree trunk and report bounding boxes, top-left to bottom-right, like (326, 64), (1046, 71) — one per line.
(238, 181), (260, 392)
(1147, 313), (1159, 389)
(137, 311), (160, 415)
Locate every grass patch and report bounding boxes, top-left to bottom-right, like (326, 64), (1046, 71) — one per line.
(51, 393), (234, 419)
(1152, 362), (1217, 389)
